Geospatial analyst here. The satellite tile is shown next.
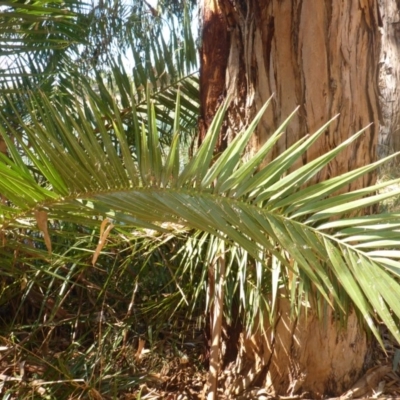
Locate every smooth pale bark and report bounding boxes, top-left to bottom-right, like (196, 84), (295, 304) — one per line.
(378, 0), (400, 158)
(199, 0), (380, 396)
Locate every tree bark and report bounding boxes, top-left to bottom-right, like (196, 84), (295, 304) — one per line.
(225, 298), (368, 398)
(200, 0), (381, 189)
(377, 0), (400, 159)
(200, 0), (381, 397)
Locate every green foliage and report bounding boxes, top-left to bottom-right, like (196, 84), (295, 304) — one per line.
(0, 217), (205, 398)
(0, 0), (197, 83)
(0, 0), (199, 146)
(2, 86), (400, 346)
(0, 2), (202, 397)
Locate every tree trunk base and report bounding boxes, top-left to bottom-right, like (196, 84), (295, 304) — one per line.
(224, 299), (370, 399)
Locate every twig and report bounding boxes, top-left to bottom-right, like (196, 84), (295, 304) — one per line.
(207, 240), (226, 400)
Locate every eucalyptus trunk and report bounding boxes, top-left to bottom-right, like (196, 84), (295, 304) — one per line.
(377, 0), (400, 159)
(200, 0), (381, 397)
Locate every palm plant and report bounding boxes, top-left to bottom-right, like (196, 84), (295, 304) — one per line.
(2, 84), (400, 339)
(3, 1), (400, 398)
(2, 79), (400, 397)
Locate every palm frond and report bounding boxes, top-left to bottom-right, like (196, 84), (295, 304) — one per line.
(1, 88), (400, 345)
(0, 0), (198, 117)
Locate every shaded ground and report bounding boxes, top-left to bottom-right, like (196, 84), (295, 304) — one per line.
(1, 317), (399, 399)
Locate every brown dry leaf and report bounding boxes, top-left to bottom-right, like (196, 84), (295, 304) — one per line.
(34, 210), (52, 254)
(0, 138), (7, 155)
(135, 338), (146, 362)
(88, 387), (103, 400)
(92, 218), (114, 266)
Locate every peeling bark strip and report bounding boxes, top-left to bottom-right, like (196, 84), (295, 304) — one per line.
(200, 0), (381, 190)
(377, 0), (400, 158)
(224, 297), (369, 398)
